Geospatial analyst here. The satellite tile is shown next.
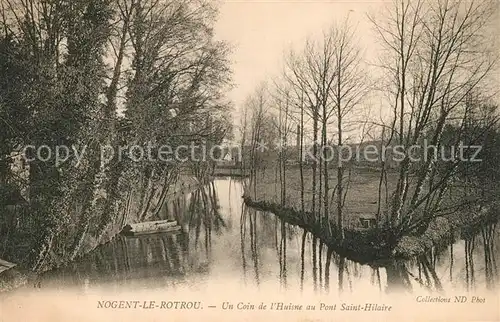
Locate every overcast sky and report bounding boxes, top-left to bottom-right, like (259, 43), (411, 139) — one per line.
(213, 0), (385, 113)
(212, 0), (499, 143)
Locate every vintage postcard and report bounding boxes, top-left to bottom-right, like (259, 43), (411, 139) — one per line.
(0, 0), (499, 321)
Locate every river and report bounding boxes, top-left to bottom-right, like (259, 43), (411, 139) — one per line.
(35, 178), (498, 295)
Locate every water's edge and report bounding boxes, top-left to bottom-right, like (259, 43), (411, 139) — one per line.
(242, 193), (499, 266)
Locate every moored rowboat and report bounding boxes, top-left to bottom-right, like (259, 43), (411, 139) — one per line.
(120, 220), (181, 236)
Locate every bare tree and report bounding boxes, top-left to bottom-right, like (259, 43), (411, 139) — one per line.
(369, 0), (499, 234)
(244, 83), (275, 198)
(269, 81), (296, 206)
(283, 30), (337, 223)
(282, 20), (367, 239)
(328, 19), (369, 239)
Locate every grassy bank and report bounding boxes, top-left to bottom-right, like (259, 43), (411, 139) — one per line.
(246, 167), (397, 228)
(244, 167), (499, 264)
(243, 196), (398, 264)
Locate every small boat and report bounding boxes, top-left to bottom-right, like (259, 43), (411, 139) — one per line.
(120, 220), (181, 236)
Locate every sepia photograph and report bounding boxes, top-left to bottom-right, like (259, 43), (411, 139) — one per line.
(0, 0), (499, 321)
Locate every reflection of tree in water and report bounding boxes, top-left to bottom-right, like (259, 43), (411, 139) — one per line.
(303, 237), (447, 295)
(461, 222), (498, 291)
(38, 232), (186, 290)
(38, 182), (233, 289)
(370, 267), (382, 292)
(239, 205), (304, 289)
(481, 223), (497, 289)
(117, 181), (499, 295)
(464, 236), (476, 291)
(337, 255), (345, 294)
(173, 182), (227, 272)
(250, 209), (260, 285)
(238, 192), (499, 296)
(385, 257), (442, 294)
(426, 222), (499, 292)
(279, 220), (287, 288)
(394, 222), (499, 294)
(38, 182), (499, 294)
(239, 206), (260, 286)
(240, 205), (248, 283)
(324, 248), (333, 292)
(300, 231), (307, 291)
(312, 238), (318, 292)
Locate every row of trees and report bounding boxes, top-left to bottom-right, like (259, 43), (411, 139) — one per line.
(240, 0), (500, 242)
(0, 0), (232, 271)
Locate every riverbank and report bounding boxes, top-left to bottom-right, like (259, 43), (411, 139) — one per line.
(243, 167), (499, 265)
(244, 194), (499, 265)
(243, 195), (397, 264)
(0, 173), (205, 293)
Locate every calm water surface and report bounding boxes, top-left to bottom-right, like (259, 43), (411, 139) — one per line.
(37, 178), (499, 295)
